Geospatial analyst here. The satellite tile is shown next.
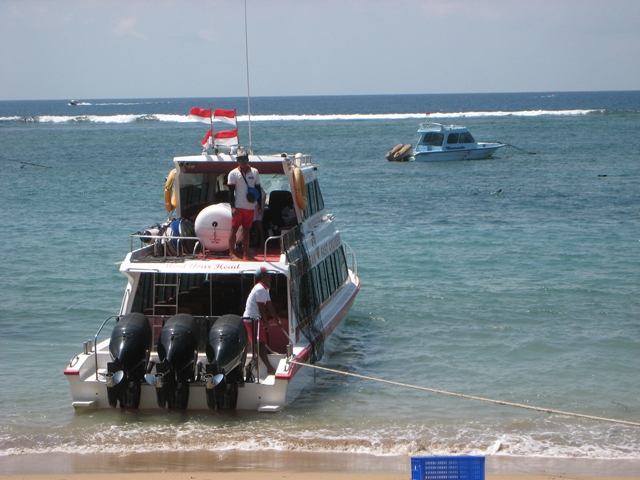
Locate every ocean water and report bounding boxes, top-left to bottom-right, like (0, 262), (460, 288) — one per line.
(1, 92), (639, 472)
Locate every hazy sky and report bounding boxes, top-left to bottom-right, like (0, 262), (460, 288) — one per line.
(2, 0), (639, 101)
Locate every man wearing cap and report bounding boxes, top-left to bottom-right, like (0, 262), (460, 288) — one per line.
(227, 149), (261, 260)
(243, 266), (281, 375)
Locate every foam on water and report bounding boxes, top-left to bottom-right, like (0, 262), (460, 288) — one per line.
(0, 109), (599, 124)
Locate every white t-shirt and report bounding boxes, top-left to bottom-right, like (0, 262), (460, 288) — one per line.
(228, 166), (261, 210)
(243, 281), (271, 319)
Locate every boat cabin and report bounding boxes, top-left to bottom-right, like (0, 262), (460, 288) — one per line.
(416, 123), (477, 151)
(172, 152), (323, 237)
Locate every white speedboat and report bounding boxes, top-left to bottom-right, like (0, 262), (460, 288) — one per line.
(412, 123), (504, 161)
(64, 141), (360, 412)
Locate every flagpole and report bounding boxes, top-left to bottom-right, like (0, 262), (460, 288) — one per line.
(210, 110), (215, 152)
(244, 0), (253, 154)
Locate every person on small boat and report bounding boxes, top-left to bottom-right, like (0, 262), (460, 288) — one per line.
(244, 266), (281, 375)
(228, 149), (261, 260)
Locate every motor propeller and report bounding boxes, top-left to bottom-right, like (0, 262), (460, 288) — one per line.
(105, 370), (125, 387)
(144, 372), (166, 387)
(205, 373), (224, 388)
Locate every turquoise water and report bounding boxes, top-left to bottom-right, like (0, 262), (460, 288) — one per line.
(1, 92), (639, 465)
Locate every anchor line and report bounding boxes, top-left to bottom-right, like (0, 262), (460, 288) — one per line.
(288, 360), (640, 428)
(1, 156), (52, 168)
(502, 143), (536, 155)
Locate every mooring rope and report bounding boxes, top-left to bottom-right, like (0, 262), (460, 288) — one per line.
(502, 143), (536, 155)
(289, 360), (640, 428)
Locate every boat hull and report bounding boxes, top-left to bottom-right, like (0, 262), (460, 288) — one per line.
(65, 276), (360, 412)
(413, 144), (503, 162)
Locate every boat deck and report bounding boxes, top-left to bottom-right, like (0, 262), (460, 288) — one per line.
(130, 232), (290, 265)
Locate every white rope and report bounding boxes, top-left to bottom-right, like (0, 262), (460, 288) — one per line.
(289, 360), (640, 428)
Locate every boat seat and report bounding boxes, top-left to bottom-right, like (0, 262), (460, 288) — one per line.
(265, 315), (290, 354)
(181, 202), (208, 220)
(215, 190), (229, 204)
(265, 190), (295, 228)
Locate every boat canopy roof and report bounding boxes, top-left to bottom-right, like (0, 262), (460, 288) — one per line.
(417, 122), (470, 134)
(173, 152), (294, 175)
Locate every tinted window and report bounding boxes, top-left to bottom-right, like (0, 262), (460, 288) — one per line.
(305, 180), (325, 218)
(317, 262), (329, 302)
(325, 257), (337, 294)
(447, 134), (459, 144)
(420, 133), (444, 146)
(459, 132), (475, 143)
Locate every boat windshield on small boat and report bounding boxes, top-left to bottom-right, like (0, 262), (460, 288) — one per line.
(412, 123), (504, 162)
(64, 114), (360, 412)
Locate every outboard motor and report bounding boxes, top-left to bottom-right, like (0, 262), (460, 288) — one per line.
(205, 314), (248, 410)
(146, 314), (199, 409)
(106, 313), (152, 408)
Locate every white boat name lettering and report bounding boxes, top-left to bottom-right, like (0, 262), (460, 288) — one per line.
(309, 235), (341, 265)
(156, 262), (240, 271)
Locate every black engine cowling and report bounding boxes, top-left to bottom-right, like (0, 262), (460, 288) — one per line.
(153, 313), (199, 409)
(106, 313), (152, 408)
(205, 314), (248, 410)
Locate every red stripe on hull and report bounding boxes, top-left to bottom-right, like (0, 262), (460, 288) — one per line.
(275, 280), (360, 381)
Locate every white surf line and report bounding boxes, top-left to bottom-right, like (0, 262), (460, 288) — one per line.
(289, 360), (640, 428)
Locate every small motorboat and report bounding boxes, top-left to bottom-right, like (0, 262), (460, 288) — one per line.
(68, 100), (79, 106)
(412, 123), (504, 162)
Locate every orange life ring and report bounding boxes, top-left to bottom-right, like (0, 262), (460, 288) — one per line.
(293, 167), (307, 210)
(164, 168), (177, 211)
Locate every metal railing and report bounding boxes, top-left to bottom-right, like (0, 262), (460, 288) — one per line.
(92, 315), (120, 381)
(130, 233), (202, 258)
(342, 241), (358, 277)
(262, 234), (284, 261)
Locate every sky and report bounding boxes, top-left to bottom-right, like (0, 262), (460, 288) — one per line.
(2, 0), (640, 101)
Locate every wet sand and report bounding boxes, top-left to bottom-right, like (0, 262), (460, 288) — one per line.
(1, 451), (639, 479)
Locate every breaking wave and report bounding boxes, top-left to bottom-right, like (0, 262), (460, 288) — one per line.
(0, 109), (601, 125)
(1, 416), (638, 459)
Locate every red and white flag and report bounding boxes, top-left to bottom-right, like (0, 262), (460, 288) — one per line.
(201, 129), (213, 149)
(213, 108), (237, 126)
(213, 129), (239, 147)
(189, 107), (212, 123)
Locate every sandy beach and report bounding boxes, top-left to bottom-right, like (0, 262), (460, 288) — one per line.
(1, 452), (639, 479)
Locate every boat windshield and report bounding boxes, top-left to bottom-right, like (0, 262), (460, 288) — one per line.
(419, 132), (444, 146)
(447, 134), (459, 144)
(459, 132), (475, 143)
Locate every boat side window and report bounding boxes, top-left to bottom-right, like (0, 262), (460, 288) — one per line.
(179, 172), (212, 219)
(306, 180), (324, 217)
(317, 261), (330, 303)
(459, 132), (475, 143)
(325, 256), (337, 294)
(337, 247), (348, 285)
(420, 133), (444, 146)
(311, 268), (323, 305)
(447, 134), (459, 144)
(297, 247), (350, 314)
(180, 182), (209, 206)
